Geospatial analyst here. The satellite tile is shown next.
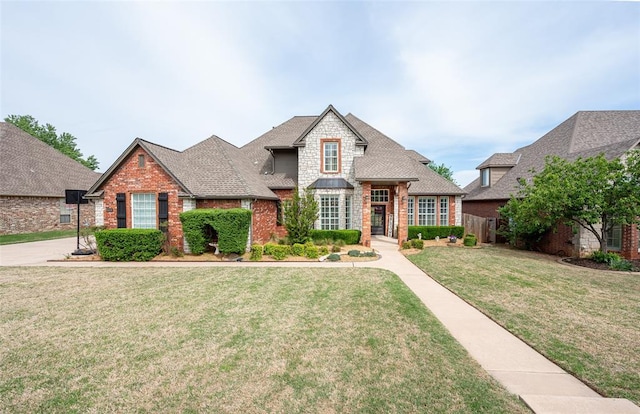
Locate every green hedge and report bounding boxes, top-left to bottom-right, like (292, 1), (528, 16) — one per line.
(310, 230), (361, 245)
(95, 229), (163, 261)
(408, 226), (464, 240)
(180, 208), (251, 255)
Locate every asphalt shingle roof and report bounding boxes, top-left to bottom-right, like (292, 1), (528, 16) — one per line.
(464, 110), (640, 201)
(0, 122), (101, 197)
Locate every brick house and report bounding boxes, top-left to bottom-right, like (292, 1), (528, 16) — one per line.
(0, 122), (101, 235)
(463, 111), (640, 259)
(87, 105), (464, 250)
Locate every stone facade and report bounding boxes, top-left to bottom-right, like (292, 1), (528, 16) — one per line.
(0, 195), (96, 235)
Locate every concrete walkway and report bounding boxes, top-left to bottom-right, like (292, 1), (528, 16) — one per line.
(1, 236), (639, 413)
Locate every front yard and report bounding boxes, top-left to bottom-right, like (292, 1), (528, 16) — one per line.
(408, 246), (640, 405)
(0, 266), (528, 413)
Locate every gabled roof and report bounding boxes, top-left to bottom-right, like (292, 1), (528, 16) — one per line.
(89, 136), (278, 200)
(464, 110), (640, 201)
(292, 105), (368, 147)
(476, 153), (521, 169)
(406, 150), (431, 164)
(0, 122), (101, 197)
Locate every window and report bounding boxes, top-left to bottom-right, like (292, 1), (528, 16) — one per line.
(439, 197), (449, 226)
(371, 189), (389, 203)
(132, 193), (156, 229)
(345, 196), (352, 229)
(407, 197), (414, 226)
(322, 141), (339, 173)
(481, 169), (490, 187)
(320, 195), (339, 230)
(138, 154), (145, 168)
(606, 224), (622, 251)
(59, 199), (72, 224)
(417, 197), (436, 226)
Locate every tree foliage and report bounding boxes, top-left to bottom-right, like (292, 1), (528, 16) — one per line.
(5, 114), (99, 170)
(499, 150), (640, 252)
(283, 187), (319, 244)
(429, 162), (457, 184)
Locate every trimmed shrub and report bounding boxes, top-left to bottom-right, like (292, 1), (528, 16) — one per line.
(180, 208), (251, 255)
(291, 243), (305, 256)
(250, 244), (263, 261)
(327, 253), (341, 262)
(463, 234), (478, 246)
(263, 243), (278, 256)
(411, 239), (424, 249)
(305, 244), (319, 259)
(348, 250), (361, 257)
(270, 245), (290, 260)
(331, 245), (341, 253)
(319, 246), (329, 256)
(95, 229), (163, 262)
(363, 251), (377, 258)
(408, 226), (464, 240)
(310, 230), (361, 245)
(401, 241), (412, 249)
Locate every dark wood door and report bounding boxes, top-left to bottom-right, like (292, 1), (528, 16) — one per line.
(372, 205), (385, 235)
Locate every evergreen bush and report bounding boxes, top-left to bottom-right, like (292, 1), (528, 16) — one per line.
(408, 226), (464, 240)
(310, 230), (361, 245)
(95, 229), (163, 261)
(179, 208), (251, 255)
(250, 244), (263, 261)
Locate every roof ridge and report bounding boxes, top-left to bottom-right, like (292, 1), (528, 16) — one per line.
(213, 136), (254, 196)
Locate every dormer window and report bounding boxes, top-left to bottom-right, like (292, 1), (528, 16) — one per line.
(481, 168), (490, 187)
(322, 139), (340, 173)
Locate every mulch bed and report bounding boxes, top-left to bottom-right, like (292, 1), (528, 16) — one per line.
(563, 257), (640, 272)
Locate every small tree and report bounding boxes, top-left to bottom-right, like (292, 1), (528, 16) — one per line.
(283, 187), (319, 244)
(429, 162), (457, 184)
(500, 150), (640, 252)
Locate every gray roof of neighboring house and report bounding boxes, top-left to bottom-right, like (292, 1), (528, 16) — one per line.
(0, 122), (101, 197)
(464, 110), (640, 201)
(89, 136), (279, 200)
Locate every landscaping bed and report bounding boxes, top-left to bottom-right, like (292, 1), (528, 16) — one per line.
(563, 257), (640, 272)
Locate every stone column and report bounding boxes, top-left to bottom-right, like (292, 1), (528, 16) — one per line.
(361, 182), (371, 247)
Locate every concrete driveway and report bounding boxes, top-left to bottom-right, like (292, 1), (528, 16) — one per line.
(0, 237), (80, 266)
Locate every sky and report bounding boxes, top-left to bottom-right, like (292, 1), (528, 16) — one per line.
(1, 1), (639, 187)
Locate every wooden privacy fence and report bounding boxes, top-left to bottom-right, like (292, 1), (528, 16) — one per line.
(463, 214), (496, 244)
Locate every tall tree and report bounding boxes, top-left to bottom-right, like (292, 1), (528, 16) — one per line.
(499, 151), (640, 252)
(283, 187), (319, 244)
(5, 114), (99, 170)
(429, 162), (457, 184)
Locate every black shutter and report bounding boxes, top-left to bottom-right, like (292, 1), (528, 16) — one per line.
(158, 192), (169, 233)
(116, 193), (126, 228)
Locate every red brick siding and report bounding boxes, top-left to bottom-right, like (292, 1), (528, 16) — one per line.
(536, 222), (579, 257)
(462, 199), (507, 219)
(621, 224), (639, 260)
(251, 199), (278, 243)
(273, 189), (294, 239)
(99, 147), (184, 248)
(448, 196), (457, 225)
(397, 183), (408, 244)
(0, 196), (95, 235)
(361, 182), (372, 247)
(196, 200), (241, 209)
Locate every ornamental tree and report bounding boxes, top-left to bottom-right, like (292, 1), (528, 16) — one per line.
(283, 187), (319, 244)
(499, 150), (640, 252)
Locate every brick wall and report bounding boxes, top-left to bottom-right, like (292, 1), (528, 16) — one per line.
(621, 224), (639, 260)
(462, 199), (507, 219)
(535, 222), (579, 257)
(0, 195), (95, 235)
(99, 147), (184, 248)
(361, 182), (371, 247)
(251, 199), (279, 243)
(273, 189), (294, 239)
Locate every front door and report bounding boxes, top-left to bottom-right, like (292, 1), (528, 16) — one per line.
(372, 205), (385, 235)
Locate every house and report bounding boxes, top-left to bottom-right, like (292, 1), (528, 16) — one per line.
(87, 105), (465, 251)
(0, 122), (101, 235)
(463, 110), (640, 259)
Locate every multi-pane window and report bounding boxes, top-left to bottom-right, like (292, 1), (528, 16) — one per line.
(132, 193), (156, 229)
(320, 195), (340, 230)
(59, 199), (72, 224)
(439, 196), (449, 226)
(345, 196), (352, 229)
(371, 189), (389, 203)
(606, 224), (622, 251)
(481, 169), (490, 187)
(407, 197), (414, 226)
(323, 141), (339, 172)
(417, 197), (436, 226)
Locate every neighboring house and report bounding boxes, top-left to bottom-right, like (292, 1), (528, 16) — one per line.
(463, 110), (640, 259)
(0, 122), (101, 235)
(87, 105), (464, 250)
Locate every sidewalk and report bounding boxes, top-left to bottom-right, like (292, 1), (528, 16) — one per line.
(2, 236), (639, 413)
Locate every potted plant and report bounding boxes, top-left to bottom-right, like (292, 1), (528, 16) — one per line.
(448, 235), (457, 243)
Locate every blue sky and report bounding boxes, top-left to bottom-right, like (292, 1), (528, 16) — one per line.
(2, 1), (638, 187)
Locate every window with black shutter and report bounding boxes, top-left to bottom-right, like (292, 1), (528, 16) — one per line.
(158, 192), (169, 233)
(116, 193), (126, 228)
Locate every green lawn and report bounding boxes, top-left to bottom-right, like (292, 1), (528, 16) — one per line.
(408, 246), (640, 405)
(0, 267), (528, 413)
(0, 230), (76, 245)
